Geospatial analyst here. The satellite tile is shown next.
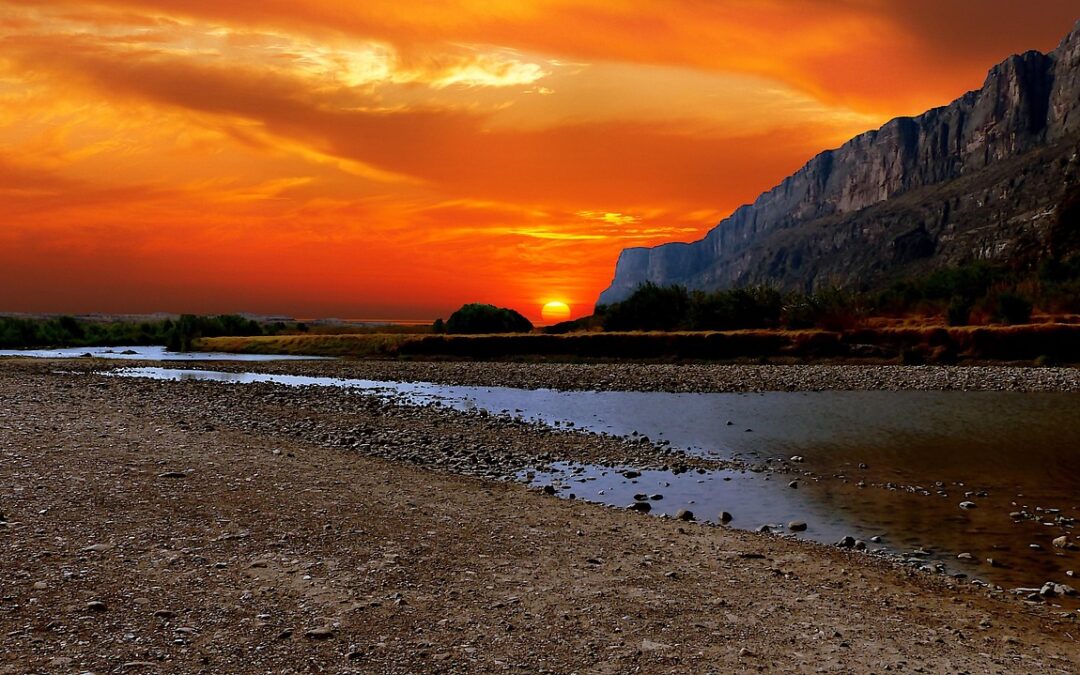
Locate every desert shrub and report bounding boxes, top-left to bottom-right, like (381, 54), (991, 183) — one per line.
(602, 283), (691, 331)
(445, 304), (533, 334)
(994, 292), (1033, 325)
(946, 296), (972, 326)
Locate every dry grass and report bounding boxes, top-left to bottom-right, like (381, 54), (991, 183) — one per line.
(194, 322), (1080, 364)
(196, 334), (421, 358)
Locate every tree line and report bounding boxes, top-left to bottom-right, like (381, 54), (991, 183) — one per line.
(0, 314), (278, 351)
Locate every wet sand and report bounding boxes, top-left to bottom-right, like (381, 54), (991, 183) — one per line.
(1, 360), (1079, 673)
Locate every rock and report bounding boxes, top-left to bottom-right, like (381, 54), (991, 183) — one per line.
(86, 601), (107, 612)
(153, 610), (176, 619)
(756, 525), (772, 534)
(853, 540), (867, 551)
(82, 543), (113, 552)
(738, 647), (754, 658)
(633, 493), (648, 502)
(836, 536), (856, 548)
(32, 581), (47, 590)
(718, 511), (733, 524)
(790, 456), (804, 463)
(641, 639), (669, 651)
(788, 521), (807, 532)
(628, 502), (652, 513)
(596, 29), (1080, 306)
(959, 501), (977, 510)
(157, 471), (187, 479)
(787, 480), (798, 489)
(120, 662), (157, 671)
(541, 485), (556, 495)
(622, 470), (641, 479)
(277, 629), (293, 640)
(956, 553), (975, 561)
(1053, 535), (1075, 550)
(869, 535), (883, 543)
(305, 627), (334, 640)
(674, 509), (695, 522)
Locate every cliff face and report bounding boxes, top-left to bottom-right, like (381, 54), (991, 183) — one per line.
(598, 21), (1080, 306)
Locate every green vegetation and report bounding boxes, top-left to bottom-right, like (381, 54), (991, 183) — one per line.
(596, 257), (1080, 333)
(441, 303), (533, 334)
(0, 314), (271, 351)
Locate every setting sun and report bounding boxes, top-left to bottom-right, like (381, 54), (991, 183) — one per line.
(541, 301), (571, 322)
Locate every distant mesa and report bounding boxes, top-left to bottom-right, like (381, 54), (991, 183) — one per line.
(598, 20), (1080, 306)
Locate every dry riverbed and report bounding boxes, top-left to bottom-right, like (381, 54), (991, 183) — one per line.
(1, 359), (1079, 673)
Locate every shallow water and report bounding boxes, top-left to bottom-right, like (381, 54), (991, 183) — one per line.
(0, 345), (330, 361)
(106, 366), (1080, 597)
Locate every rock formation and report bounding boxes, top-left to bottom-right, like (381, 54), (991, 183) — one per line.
(598, 21), (1080, 306)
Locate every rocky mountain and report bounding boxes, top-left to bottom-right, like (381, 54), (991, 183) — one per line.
(598, 21), (1080, 306)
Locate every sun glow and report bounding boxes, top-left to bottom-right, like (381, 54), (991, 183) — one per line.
(541, 301), (571, 322)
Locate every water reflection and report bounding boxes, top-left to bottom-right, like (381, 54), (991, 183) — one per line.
(104, 367), (1080, 597)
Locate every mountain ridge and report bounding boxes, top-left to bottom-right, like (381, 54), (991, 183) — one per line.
(597, 20), (1080, 306)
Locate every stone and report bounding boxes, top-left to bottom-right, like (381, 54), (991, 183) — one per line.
(305, 627), (334, 640)
(959, 501), (977, 510)
(956, 553), (975, 560)
(158, 471), (187, 479)
(622, 470), (641, 479)
(788, 521), (807, 532)
(675, 509), (695, 522)
(628, 502), (651, 513)
(836, 536), (856, 548)
(718, 511), (733, 524)
(1053, 535), (1073, 549)
(756, 525), (772, 534)
(82, 543), (113, 552)
(86, 601), (107, 612)
(153, 610), (176, 619)
(32, 581), (47, 590)
(788, 480), (799, 489)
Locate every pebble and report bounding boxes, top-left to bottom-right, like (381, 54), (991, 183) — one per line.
(959, 501), (976, 510)
(675, 509), (695, 522)
(86, 601), (107, 612)
(718, 511), (733, 524)
(305, 627), (334, 640)
(628, 502), (651, 513)
(788, 521), (807, 532)
(157, 471), (187, 479)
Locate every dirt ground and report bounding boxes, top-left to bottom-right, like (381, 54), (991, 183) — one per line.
(1, 360), (1078, 673)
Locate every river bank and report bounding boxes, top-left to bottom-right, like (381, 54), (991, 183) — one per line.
(1, 359), (1079, 672)
(139, 356), (1080, 393)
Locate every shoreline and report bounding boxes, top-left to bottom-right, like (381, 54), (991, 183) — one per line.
(91, 357), (1080, 393)
(2, 359), (1080, 671)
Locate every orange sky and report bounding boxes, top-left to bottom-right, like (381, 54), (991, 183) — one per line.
(1, 2), (1076, 322)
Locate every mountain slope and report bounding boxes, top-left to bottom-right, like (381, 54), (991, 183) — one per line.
(598, 21), (1080, 305)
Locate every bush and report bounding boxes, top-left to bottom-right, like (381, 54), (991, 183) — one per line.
(946, 296), (972, 326)
(602, 283), (691, 331)
(995, 292), (1033, 325)
(445, 304), (533, 334)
